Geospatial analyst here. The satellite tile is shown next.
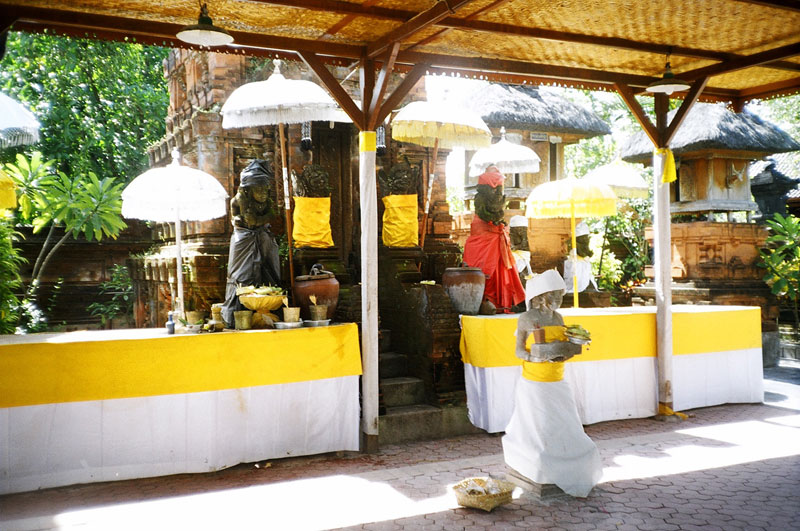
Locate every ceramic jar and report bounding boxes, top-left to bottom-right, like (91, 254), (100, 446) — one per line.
(442, 267), (486, 315)
(293, 265), (339, 320)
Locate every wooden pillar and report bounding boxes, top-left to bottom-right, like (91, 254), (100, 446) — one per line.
(359, 130), (379, 453)
(652, 93), (673, 412)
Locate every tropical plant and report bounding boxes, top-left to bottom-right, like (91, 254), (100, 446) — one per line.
(0, 216), (25, 334)
(759, 213), (800, 332)
(3, 152), (128, 299)
(87, 264), (134, 326)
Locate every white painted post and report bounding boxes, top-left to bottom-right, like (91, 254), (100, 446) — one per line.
(359, 131), (380, 452)
(652, 150), (673, 412)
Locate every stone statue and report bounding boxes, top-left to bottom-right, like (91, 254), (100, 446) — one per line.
(563, 221), (598, 293)
(221, 159), (282, 327)
(293, 163), (331, 198)
(463, 166), (525, 311)
(502, 269), (601, 497)
(378, 157), (420, 197)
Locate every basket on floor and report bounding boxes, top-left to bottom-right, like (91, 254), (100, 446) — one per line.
(453, 477), (515, 512)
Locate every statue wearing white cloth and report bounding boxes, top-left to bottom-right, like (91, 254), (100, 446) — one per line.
(563, 221), (598, 293)
(503, 269), (602, 497)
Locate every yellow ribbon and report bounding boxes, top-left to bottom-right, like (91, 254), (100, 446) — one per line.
(522, 361), (564, 382)
(654, 148), (676, 183)
(658, 403), (688, 420)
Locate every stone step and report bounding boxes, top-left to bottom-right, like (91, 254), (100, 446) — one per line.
(379, 351), (408, 379)
(379, 376), (425, 408)
(378, 404), (483, 446)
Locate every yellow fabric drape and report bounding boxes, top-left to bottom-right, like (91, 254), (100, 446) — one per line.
(293, 196), (334, 248)
(382, 194), (418, 247)
(655, 148), (677, 183)
(522, 360), (565, 382)
(0, 171), (16, 209)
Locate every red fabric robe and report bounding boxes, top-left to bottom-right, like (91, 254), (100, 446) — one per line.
(463, 218), (526, 311)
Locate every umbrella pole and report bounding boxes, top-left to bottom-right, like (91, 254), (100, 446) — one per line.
(278, 123), (295, 291)
(175, 216), (185, 320)
(597, 217), (610, 278)
(420, 138), (439, 251)
(570, 203), (579, 308)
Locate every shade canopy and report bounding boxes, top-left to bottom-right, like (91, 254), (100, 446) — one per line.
(221, 60), (343, 129)
(525, 177), (618, 219)
(122, 150), (228, 223)
(583, 160), (649, 199)
(469, 128), (541, 177)
(391, 100), (491, 150)
(0, 92), (40, 149)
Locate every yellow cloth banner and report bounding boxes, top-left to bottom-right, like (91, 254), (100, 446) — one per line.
(655, 148), (677, 183)
(382, 194), (419, 247)
(672, 307), (761, 355)
(522, 361), (564, 382)
(0, 171), (16, 209)
(293, 196), (334, 248)
(0, 324), (362, 408)
(359, 131), (376, 153)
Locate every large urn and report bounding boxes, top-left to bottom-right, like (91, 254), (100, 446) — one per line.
(442, 267), (486, 315)
(293, 264), (339, 320)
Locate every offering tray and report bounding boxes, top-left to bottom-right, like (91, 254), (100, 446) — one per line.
(239, 295), (283, 327)
(303, 319), (331, 327)
(566, 334), (591, 345)
(274, 321), (303, 330)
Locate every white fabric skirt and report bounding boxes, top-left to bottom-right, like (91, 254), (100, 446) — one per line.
(502, 377), (602, 497)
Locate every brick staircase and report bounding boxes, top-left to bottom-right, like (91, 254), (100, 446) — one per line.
(378, 330), (481, 445)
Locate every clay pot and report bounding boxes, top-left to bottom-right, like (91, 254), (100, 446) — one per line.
(294, 266), (339, 320)
(442, 267), (486, 315)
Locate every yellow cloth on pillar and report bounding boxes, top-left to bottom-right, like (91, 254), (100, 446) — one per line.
(0, 171), (16, 209)
(654, 148), (677, 183)
(293, 196), (334, 248)
(522, 360), (565, 382)
(382, 194), (418, 247)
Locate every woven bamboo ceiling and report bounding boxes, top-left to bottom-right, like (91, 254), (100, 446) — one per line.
(3, 0), (799, 108)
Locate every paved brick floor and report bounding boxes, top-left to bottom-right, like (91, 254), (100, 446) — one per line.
(2, 363), (799, 531)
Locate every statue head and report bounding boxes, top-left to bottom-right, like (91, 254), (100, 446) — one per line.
(509, 215), (529, 251)
(525, 269), (566, 311)
(474, 166), (506, 225)
(294, 164), (331, 197)
(236, 159), (275, 219)
(379, 156), (420, 196)
(574, 221), (593, 258)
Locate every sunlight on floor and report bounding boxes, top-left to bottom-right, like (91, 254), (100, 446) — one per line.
(53, 475), (464, 531)
(601, 415), (800, 483)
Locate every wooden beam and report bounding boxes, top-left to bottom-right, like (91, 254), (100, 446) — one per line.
(367, 42), (400, 130)
(366, 0), (475, 59)
(410, 0), (511, 50)
(615, 83), (659, 147)
(297, 51), (365, 130)
(732, 0), (800, 12)
(360, 58), (375, 127)
(319, 0), (382, 40)
(375, 63), (427, 127)
(736, 75), (800, 98)
(680, 41), (800, 80)
(662, 77), (708, 147)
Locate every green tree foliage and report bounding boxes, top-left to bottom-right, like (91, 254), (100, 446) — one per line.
(0, 217), (25, 334)
(0, 32), (168, 182)
(87, 264), (133, 326)
(3, 152), (127, 300)
(759, 214), (800, 331)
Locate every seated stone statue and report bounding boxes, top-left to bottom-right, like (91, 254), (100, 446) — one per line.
(502, 269), (601, 497)
(221, 159), (281, 327)
(563, 221), (598, 293)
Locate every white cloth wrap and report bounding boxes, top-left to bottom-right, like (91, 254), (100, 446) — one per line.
(502, 377), (602, 497)
(563, 257), (597, 293)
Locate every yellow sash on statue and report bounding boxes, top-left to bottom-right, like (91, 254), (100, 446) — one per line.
(522, 360), (565, 382)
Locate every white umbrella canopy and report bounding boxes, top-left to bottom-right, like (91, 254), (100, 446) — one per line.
(220, 60), (343, 128)
(468, 127), (541, 177)
(391, 100), (492, 150)
(122, 149), (228, 318)
(583, 159), (649, 199)
(0, 91), (40, 149)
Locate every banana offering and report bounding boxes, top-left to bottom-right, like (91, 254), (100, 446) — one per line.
(564, 324), (591, 341)
(236, 285), (285, 296)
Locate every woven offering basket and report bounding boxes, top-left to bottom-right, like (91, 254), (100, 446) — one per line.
(453, 478), (515, 512)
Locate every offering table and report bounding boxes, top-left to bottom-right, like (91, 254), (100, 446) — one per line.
(459, 305), (763, 433)
(0, 324), (361, 494)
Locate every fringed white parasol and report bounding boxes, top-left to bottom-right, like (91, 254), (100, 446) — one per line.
(468, 127), (541, 177)
(0, 92), (40, 149)
(122, 149), (228, 317)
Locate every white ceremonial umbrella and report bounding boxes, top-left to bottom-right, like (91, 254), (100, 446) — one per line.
(221, 59), (347, 287)
(391, 99), (491, 247)
(468, 127), (541, 177)
(0, 92), (40, 149)
(583, 159), (649, 199)
(122, 149), (228, 318)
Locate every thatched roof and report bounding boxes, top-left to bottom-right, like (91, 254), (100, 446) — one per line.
(621, 104), (800, 163)
(463, 84), (610, 138)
